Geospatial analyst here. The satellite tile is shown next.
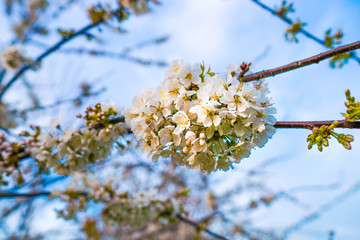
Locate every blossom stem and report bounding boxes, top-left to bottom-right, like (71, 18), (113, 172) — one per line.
(0, 21), (103, 100)
(241, 40), (360, 82)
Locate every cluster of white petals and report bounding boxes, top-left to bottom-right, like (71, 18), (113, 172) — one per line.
(125, 60), (276, 173)
(0, 102), (17, 130)
(28, 123), (127, 175)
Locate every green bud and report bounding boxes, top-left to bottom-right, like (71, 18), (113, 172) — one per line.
(317, 144), (323, 152)
(345, 89), (351, 99)
(342, 141), (351, 150)
(316, 136), (323, 145)
(329, 121), (338, 130)
(345, 134), (354, 142)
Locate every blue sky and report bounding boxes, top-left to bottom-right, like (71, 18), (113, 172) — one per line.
(1, 0), (360, 239)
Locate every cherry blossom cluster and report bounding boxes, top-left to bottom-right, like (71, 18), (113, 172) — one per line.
(27, 104), (129, 175)
(125, 60), (276, 173)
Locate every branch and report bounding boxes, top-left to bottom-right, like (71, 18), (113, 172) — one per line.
(282, 180), (360, 238)
(109, 116), (360, 130)
(50, 47), (168, 67)
(0, 21), (103, 99)
(0, 191), (50, 198)
(241, 40), (360, 82)
(176, 214), (229, 240)
(24, 88), (105, 112)
(274, 120), (360, 130)
(0, 191), (228, 240)
(250, 0), (360, 65)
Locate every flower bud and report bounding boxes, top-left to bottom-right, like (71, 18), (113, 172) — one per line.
(183, 146), (190, 153)
(342, 141), (352, 150)
(344, 134), (354, 142)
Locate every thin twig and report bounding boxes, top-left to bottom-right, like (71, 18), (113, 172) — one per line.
(52, 47), (168, 67)
(282, 180), (360, 239)
(241, 40), (360, 82)
(24, 88), (105, 112)
(28, 36), (169, 67)
(176, 214), (229, 240)
(250, 0), (360, 65)
(0, 191), (51, 198)
(0, 21), (103, 99)
(0, 69), (6, 86)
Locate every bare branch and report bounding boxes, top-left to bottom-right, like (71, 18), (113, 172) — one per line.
(241, 40), (360, 82)
(51, 47), (168, 67)
(0, 21), (103, 99)
(250, 0), (360, 65)
(176, 214), (229, 240)
(0, 191), (51, 198)
(0, 191), (228, 240)
(274, 120), (360, 130)
(282, 180), (360, 238)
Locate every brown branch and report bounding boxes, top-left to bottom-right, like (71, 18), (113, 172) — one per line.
(109, 116), (360, 130)
(0, 21), (103, 99)
(250, 0), (360, 65)
(274, 120), (360, 130)
(8, 118), (360, 163)
(241, 40), (360, 82)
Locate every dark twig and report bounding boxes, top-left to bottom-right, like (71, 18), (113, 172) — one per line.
(0, 21), (103, 99)
(0, 191), (51, 198)
(176, 214), (229, 240)
(0, 69), (6, 86)
(250, 0), (360, 65)
(241, 40), (360, 82)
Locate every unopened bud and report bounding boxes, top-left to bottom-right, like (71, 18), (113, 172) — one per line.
(199, 132), (205, 139)
(345, 89), (351, 98)
(345, 134), (354, 142)
(342, 141), (352, 150)
(183, 146), (190, 153)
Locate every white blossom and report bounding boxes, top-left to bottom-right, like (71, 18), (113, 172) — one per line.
(125, 61), (277, 173)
